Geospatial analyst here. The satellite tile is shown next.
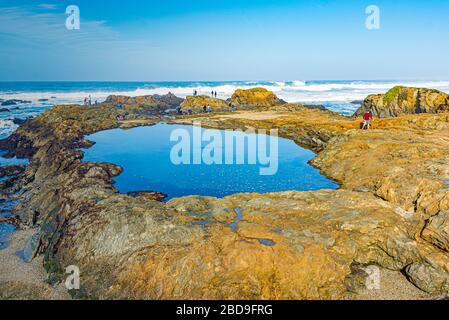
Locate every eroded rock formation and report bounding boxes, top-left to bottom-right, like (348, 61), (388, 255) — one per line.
(230, 88), (286, 109)
(180, 96), (229, 112)
(1, 88), (449, 299)
(104, 93), (184, 114)
(355, 86), (449, 118)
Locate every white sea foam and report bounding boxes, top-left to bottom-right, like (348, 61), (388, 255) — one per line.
(1, 80), (449, 140)
(1, 80), (449, 106)
(0, 119), (18, 139)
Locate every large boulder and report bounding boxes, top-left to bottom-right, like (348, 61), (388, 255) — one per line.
(230, 88), (286, 109)
(104, 93), (184, 114)
(354, 86), (449, 118)
(180, 96), (229, 113)
(422, 211), (449, 252)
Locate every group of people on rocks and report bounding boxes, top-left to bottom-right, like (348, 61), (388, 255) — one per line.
(202, 105), (212, 113)
(116, 114), (126, 121)
(192, 89), (218, 99)
(83, 95), (98, 106)
(110, 89), (373, 128)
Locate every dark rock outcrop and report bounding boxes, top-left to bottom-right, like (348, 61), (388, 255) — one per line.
(0, 165), (26, 178)
(1, 100), (31, 106)
(12, 118), (28, 125)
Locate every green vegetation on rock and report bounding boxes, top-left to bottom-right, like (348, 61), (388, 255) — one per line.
(355, 86), (449, 118)
(383, 86), (404, 104)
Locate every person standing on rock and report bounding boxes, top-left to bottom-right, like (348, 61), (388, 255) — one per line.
(362, 110), (373, 130)
(214, 91), (217, 98)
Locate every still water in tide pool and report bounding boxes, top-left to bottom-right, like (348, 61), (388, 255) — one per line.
(83, 124), (338, 200)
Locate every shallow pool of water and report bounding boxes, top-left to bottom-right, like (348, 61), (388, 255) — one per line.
(0, 150), (29, 167)
(83, 123), (337, 200)
(0, 223), (15, 250)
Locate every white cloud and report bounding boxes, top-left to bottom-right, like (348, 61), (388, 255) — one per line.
(0, 6), (153, 49)
(0, 6), (118, 46)
(38, 3), (57, 10)
(0, 5), (161, 80)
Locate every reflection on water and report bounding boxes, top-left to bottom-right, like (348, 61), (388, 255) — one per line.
(83, 124), (338, 200)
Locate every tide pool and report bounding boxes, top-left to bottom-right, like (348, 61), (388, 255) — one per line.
(83, 123), (338, 200)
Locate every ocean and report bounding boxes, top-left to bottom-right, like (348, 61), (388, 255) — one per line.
(1, 80), (449, 140)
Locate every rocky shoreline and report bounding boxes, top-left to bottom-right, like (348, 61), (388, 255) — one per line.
(1, 87), (449, 299)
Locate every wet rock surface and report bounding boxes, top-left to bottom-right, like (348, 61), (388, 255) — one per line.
(0, 165), (26, 178)
(1, 88), (449, 299)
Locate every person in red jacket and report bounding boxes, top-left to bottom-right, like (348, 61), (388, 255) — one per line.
(362, 110), (374, 130)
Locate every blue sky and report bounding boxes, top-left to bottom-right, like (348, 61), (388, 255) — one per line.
(0, 0), (448, 81)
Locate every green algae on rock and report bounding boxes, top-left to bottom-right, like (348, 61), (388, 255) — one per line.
(355, 86), (449, 118)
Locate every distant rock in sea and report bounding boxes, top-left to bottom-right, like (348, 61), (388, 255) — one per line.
(1, 99), (32, 106)
(38, 99), (49, 102)
(12, 118), (28, 125)
(350, 100), (364, 105)
(354, 86), (449, 118)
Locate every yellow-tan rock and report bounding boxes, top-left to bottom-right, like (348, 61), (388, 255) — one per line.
(180, 95), (229, 112)
(2, 89), (449, 299)
(230, 88), (286, 109)
(355, 86), (449, 118)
